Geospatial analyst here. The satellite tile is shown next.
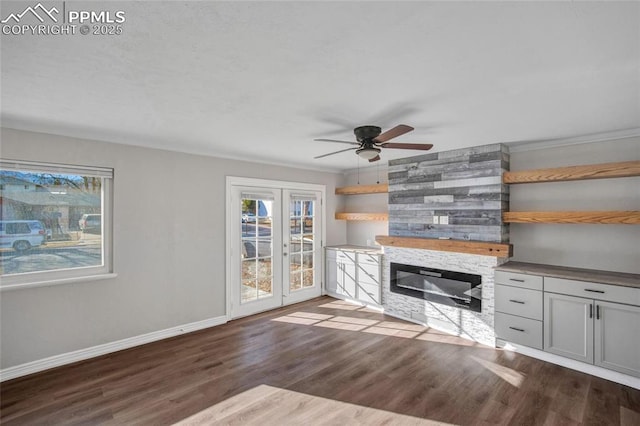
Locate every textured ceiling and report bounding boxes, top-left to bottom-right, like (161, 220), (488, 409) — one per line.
(1, 1), (639, 171)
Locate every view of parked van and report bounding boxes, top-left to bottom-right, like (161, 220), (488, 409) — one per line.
(78, 214), (101, 233)
(0, 220), (47, 251)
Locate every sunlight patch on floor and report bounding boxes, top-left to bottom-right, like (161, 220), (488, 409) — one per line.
(174, 384), (454, 425)
(314, 320), (368, 331)
(270, 310), (492, 349)
(330, 315), (379, 326)
(363, 326), (421, 338)
(471, 355), (525, 388)
(318, 300), (362, 310)
(288, 311), (333, 320)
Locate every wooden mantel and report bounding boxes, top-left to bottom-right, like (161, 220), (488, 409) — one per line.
(375, 235), (512, 257)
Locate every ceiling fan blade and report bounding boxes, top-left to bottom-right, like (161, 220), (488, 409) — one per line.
(314, 147), (357, 159)
(382, 143), (433, 151)
(314, 138), (360, 145)
(373, 124), (414, 143)
(368, 155), (381, 163)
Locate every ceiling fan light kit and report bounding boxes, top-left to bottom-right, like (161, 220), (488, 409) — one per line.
(314, 124), (433, 163)
(356, 146), (381, 160)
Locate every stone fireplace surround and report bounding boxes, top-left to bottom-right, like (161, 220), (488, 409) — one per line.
(381, 246), (509, 347)
(380, 143), (511, 346)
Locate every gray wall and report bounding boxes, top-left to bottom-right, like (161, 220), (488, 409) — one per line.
(341, 167), (388, 247)
(0, 128), (346, 369)
(509, 137), (640, 274)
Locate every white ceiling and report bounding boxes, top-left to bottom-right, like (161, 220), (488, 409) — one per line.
(1, 1), (639, 171)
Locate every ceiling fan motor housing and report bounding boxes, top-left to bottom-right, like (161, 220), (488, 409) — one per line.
(354, 125), (382, 142)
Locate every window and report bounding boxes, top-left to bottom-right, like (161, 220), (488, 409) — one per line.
(0, 160), (113, 289)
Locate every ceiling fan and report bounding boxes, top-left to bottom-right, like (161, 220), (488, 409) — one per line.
(314, 124), (433, 162)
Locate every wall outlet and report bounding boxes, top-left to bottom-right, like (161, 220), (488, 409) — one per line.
(440, 216), (449, 225)
(366, 239), (372, 247)
(432, 216), (439, 224)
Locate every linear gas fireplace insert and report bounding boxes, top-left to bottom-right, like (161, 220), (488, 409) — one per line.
(390, 263), (482, 312)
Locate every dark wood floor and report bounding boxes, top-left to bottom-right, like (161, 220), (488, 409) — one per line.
(1, 296), (639, 425)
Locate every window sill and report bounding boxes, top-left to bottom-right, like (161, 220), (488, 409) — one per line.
(0, 273), (118, 292)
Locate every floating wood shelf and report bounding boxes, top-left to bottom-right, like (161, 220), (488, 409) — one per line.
(503, 161), (640, 184)
(375, 235), (512, 257)
(335, 183), (389, 195)
(503, 211), (640, 224)
(335, 212), (388, 221)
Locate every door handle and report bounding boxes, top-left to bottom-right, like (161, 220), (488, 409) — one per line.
(589, 304), (593, 319)
(596, 305), (600, 320)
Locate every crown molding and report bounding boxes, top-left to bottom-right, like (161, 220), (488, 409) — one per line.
(507, 128), (640, 153)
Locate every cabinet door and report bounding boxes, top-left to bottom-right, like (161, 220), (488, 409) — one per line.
(336, 251), (357, 299)
(325, 252), (338, 294)
(544, 293), (594, 364)
(594, 301), (640, 377)
(356, 259), (381, 305)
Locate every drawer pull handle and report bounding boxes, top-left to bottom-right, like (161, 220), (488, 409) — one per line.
(509, 299), (525, 304)
(509, 279), (525, 283)
(509, 327), (525, 332)
(584, 289), (605, 294)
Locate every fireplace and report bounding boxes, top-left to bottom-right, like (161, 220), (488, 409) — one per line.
(390, 262), (482, 312)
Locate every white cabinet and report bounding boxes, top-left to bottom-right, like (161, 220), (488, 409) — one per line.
(325, 249), (338, 294)
(494, 271), (544, 350)
(336, 250), (357, 299)
(544, 292), (594, 363)
(495, 263), (640, 379)
(595, 301), (640, 377)
(544, 278), (640, 378)
(325, 247), (381, 306)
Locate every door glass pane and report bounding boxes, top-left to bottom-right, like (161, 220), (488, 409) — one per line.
(258, 258), (272, 298)
(241, 197), (273, 303)
(289, 198), (316, 292)
(241, 259), (257, 302)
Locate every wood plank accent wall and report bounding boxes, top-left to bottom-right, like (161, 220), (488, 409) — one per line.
(387, 143), (510, 242)
(503, 160), (640, 184)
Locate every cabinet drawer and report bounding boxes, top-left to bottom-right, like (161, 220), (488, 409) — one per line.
(358, 263), (380, 285)
(357, 253), (380, 265)
(358, 282), (381, 305)
(495, 285), (543, 320)
(495, 312), (543, 350)
(545, 277), (640, 306)
(495, 271), (543, 291)
(336, 250), (356, 263)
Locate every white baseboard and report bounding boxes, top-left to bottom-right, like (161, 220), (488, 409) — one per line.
(497, 339), (640, 390)
(0, 315), (227, 382)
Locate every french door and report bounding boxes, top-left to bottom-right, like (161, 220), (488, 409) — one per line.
(227, 178), (324, 319)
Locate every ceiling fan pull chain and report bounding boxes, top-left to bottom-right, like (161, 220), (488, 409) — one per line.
(357, 156), (360, 185)
(377, 161), (380, 184)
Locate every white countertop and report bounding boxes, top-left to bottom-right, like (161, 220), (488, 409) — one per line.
(325, 245), (383, 254)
